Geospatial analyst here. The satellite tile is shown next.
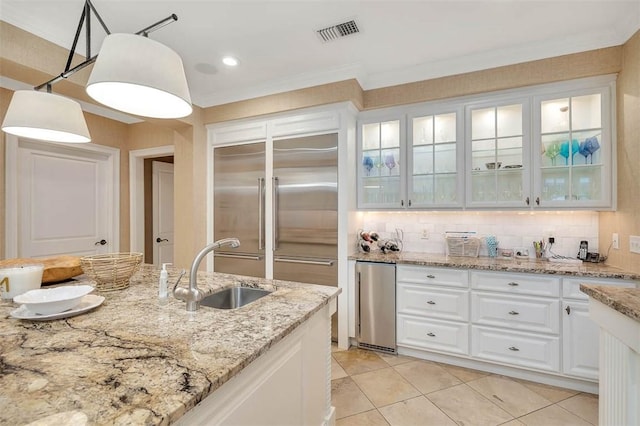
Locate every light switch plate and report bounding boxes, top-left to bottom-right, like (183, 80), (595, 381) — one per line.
(630, 235), (640, 254)
(612, 233), (619, 249)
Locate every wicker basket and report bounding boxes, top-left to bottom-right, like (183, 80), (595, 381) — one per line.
(446, 237), (481, 257)
(80, 252), (143, 291)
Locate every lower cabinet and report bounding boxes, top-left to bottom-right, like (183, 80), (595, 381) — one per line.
(393, 264), (638, 392)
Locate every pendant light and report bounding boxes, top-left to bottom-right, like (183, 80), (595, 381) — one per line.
(1, 0), (191, 144)
(2, 90), (91, 143)
(86, 33), (192, 118)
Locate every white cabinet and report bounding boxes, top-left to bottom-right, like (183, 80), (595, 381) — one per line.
(466, 98), (531, 208)
(357, 105), (465, 209)
(561, 277), (637, 380)
(396, 265), (469, 356)
(533, 83), (615, 209)
(357, 75), (617, 210)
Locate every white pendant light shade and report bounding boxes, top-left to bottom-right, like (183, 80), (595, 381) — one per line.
(86, 33), (192, 119)
(1, 90), (91, 143)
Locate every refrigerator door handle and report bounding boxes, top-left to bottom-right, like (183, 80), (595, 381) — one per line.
(214, 253), (264, 260)
(274, 257), (334, 266)
(272, 176), (279, 250)
(258, 178), (265, 250)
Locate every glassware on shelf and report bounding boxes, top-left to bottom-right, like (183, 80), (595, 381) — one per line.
(559, 139), (579, 165)
(362, 155), (374, 176)
(545, 142), (561, 166)
(579, 136), (600, 164)
(384, 153), (396, 175)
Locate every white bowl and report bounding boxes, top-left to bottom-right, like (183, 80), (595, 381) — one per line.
(13, 285), (95, 315)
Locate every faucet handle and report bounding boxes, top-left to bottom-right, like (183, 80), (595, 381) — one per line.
(171, 269), (187, 298)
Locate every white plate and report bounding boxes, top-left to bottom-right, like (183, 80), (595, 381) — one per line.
(13, 285), (95, 315)
(10, 294), (105, 321)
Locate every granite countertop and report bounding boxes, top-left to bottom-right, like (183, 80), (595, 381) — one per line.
(349, 251), (640, 281)
(580, 284), (640, 323)
(0, 265), (340, 425)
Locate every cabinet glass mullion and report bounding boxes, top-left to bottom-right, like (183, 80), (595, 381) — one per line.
(469, 103), (525, 205)
(359, 120), (402, 207)
(538, 92), (604, 204)
(410, 111), (459, 206)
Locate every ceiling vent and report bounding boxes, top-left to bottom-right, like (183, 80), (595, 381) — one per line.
(316, 20), (360, 42)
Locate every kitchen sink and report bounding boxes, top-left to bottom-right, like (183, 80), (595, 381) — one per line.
(200, 286), (272, 310)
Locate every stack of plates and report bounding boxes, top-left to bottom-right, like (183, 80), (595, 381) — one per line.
(10, 285), (104, 321)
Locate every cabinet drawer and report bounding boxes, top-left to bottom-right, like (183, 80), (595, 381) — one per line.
(397, 265), (468, 288)
(562, 277), (638, 300)
(471, 292), (560, 334)
(471, 326), (560, 372)
(397, 283), (469, 321)
(398, 314), (469, 356)
(470, 271), (560, 297)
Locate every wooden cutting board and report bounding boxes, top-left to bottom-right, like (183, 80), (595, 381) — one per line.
(0, 256), (83, 283)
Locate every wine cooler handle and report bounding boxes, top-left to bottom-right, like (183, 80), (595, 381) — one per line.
(258, 178), (265, 250)
(272, 177), (279, 251)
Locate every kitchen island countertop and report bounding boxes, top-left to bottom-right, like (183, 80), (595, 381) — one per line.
(0, 264), (340, 425)
(349, 251), (640, 281)
(580, 284), (640, 323)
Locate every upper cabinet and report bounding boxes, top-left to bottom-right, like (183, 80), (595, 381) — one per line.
(357, 75), (616, 211)
(532, 86), (613, 209)
(359, 117), (405, 208)
(465, 99), (530, 208)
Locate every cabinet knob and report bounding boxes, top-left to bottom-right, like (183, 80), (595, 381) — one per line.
(507, 282), (519, 286)
(426, 275), (436, 279)
(401, 200), (404, 207)
(427, 300), (436, 305)
(427, 332), (436, 337)
(508, 346), (520, 351)
(508, 310), (519, 315)
(526, 197), (530, 205)
(408, 200), (412, 207)
(565, 306), (571, 315)
(536, 197), (540, 206)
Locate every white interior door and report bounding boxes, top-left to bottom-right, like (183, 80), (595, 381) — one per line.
(152, 161), (174, 266)
(17, 140), (115, 258)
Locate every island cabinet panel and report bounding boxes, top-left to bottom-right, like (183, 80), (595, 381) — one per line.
(176, 301), (334, 426)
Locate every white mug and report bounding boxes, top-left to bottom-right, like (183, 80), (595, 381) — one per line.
(0, 264), (44, 301)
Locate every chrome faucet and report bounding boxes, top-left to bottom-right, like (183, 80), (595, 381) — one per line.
(173, 238), (240, 311)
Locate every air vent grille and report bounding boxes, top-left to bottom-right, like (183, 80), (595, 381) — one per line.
(316, 20), (360, 42)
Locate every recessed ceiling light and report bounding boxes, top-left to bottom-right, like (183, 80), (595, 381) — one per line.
(222, 56), (239, 67)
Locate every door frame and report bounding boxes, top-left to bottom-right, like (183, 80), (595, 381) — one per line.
(129, 145), (174, 257)
(4, 134), (120, 258)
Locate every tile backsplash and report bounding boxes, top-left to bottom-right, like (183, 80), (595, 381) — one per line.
(361, 211), (599, 259)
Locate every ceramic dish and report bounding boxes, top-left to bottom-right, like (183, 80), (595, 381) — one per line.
(11, 294), (105, 321)
(13, 285), (95, 315)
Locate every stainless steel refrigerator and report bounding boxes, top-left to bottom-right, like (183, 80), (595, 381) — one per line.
(213, 134), (339, 334)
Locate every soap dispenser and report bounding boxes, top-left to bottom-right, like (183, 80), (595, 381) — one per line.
(159, 263), (171, 305)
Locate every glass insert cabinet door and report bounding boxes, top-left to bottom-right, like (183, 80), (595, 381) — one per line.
(466, 100), (530, 207)
(533, 88), (611, 208)
(409, 110), (462, 207)
(358, 118), (404, 208)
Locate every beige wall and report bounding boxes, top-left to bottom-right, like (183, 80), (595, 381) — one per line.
(600, 29), (640, 273)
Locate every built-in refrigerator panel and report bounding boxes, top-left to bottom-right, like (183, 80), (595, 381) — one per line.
(272, 133), (338, 264)
(213, 142), (266, 278)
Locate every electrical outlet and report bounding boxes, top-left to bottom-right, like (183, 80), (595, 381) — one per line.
(421, 229), (430, 239)
(612, 233), (619, 250)
(630, 235), (640, 254)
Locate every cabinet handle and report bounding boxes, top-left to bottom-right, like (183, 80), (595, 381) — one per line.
(508, 346), (520, 351)
(507, 282), (519, 286)
(525, 197), (530, 205)
(401, 200), (404, 207)
(427, 300), (436, 305)
(565, 306), (571, 315)
(426, 275), (436, 279)
(508, 310), (519, 315)
(408, 200), (412, 207)
(427, 332), (436, 337)
(536, 197), (540, 206)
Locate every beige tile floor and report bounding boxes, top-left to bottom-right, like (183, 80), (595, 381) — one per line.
(331, 346), (598, 426)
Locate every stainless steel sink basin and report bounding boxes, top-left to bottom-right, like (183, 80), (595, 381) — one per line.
(200, 286), (272, 309)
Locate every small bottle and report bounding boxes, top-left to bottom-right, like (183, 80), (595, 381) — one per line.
(159, 263), (171, 305)
(578, 241), (588, 260)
